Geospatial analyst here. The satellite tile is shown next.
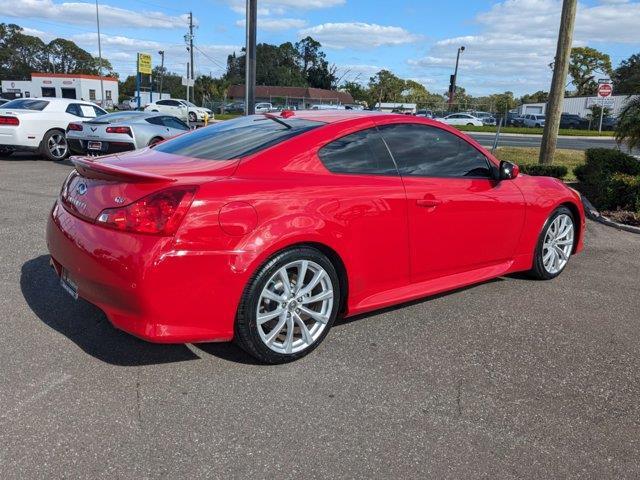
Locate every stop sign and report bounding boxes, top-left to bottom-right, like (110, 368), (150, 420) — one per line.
(598, 83), (613, 98)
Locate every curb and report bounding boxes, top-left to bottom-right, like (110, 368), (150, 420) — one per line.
(581, 196), (640, 234)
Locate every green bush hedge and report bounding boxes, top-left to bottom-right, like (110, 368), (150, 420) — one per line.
(605, 174), (640, 212)
(575, 148), (640, 212)
(519, 163), (568, 179)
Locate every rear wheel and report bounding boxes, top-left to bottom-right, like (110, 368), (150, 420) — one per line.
(148, 137), (163, 147)
(41, 130), (69, 161)
(235, 247), (340, 364)
(530, 206), (575, 280)
(467, 123), (474, 126)
(0, 148), (12, 157)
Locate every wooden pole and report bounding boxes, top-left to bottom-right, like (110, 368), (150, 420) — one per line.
(539, 0), (577, 165)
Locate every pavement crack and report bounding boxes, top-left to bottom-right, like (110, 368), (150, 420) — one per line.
(135, 373), (143, 426)
(456, 378), (463, 416)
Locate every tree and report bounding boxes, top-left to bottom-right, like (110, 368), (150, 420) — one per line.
(368, 70), (406, 106)
(340, 81), (368, 105)
(615, 96), (640, 151)
(0, 23), (47, 80)
(612, 53), (640, 95)
(520, 90), (549, 104)
(568, 47), (612, 96)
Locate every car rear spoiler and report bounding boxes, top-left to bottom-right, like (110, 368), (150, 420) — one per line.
(71, 156), (176, 183)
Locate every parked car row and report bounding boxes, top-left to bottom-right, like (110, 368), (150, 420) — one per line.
(144, 99), (213, 123)
(0, 97), (192, 160)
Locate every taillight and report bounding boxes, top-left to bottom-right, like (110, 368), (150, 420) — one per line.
(67, 123), (83, 132)
(0, 116), (19, 126)
(106, 126), (132, 136)
(95, 187), (197, 235)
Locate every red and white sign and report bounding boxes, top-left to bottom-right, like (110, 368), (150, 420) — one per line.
(597, 83), (613, 98)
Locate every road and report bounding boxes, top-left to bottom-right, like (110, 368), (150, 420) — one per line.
(1, 157), (640, 478)
(468, 131), (621, 150)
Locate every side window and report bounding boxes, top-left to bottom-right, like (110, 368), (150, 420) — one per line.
(168, 100), (181, 107)
(379, 124), (492, 178)
(156, 100), (169, 106)
(146, 116), (164, 126)
(318, 128), (397, 176)
(65, 104), (80, 116)
(162, 116), (190, 130)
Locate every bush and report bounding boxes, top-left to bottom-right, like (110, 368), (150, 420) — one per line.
(519, 163), (568, 179)
(575, 148), (640, 210)
(604, 174), (640, 212)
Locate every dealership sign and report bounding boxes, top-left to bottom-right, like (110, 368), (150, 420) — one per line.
(137, 53), (152, 75)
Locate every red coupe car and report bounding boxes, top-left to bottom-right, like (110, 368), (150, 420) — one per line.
(47, 110), (585, 363)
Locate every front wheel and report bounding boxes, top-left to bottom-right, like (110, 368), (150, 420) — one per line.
(235, 247), (340, 364)
(530, 206), (575, 280)
(188, 112), (197, 123)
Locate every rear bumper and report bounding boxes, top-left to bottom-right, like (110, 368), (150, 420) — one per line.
(68, 138), (136, 156)
(46, 201), (240, 343)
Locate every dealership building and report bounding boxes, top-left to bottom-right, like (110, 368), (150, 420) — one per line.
(0, 73), (118, 108)
(227, 85), (355, 109)
(516, 94), (638, 118)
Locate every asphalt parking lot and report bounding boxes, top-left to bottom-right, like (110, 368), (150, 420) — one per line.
(1, 154), (640, 479)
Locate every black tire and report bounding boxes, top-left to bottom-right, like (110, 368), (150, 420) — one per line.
(529, 206), (575, 280)
(0, 148), (12, 158)
(148, 137), (163, 147)
(235, 247), (341, 364)
(467, 123), (474, 126)
(188, 111), (197, 123)
(40, 129), (69, 161)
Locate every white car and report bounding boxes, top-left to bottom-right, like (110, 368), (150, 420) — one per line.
(144, 99), (213, 123)
(523, 114), (546, 128)
(440, 113), (484, 126)
(255, 102), (273, 113)
(0, 97), (106, 160)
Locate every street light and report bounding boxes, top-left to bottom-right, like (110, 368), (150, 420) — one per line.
(448, 45), (465, 111)
(158, 50), (165, 98)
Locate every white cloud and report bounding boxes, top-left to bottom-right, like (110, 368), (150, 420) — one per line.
(335, 64), (385, 84)
(408, 0), (640, 95)
(4, 0), (188, 29)
(298, 23), (420, 49)
(235, 17), (308, 30)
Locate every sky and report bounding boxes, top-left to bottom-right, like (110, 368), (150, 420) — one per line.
(2, 0), (640, 96)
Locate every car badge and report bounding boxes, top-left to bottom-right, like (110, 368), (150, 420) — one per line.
(75, 182), (88, 196)
(90, 127), (97, 132)
(114, 196), (125, 204)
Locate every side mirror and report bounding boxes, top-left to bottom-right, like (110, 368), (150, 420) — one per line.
(499, 160), (519, 180)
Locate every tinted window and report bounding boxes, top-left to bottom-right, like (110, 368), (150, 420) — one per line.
(2, 99), (49, 110)
(66, 104), (104, 118)
(379, 124), (492, 178)
(156, 100), (171, 105)
(145, 116), (164, 126)
(318, 128), (397, 175)
(154, 115), (323, 160)
(162, 116), (189, 130)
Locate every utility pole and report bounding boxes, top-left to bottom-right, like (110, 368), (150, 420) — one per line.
(158, 50), (165, 99)
(245, 0), (257, 115)
(539, 0), (577, 165)
(189, 11), (194, 93)
(95, 0), (105, 106)
(448, 46), (465, 111)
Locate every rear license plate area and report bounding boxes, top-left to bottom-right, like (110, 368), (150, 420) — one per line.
(60, 268), (79, 300)
(88, 141), (102, 150)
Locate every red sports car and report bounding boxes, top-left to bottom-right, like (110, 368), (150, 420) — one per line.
(47, 111), (585, 363)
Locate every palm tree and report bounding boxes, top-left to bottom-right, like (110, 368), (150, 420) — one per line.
(616, 96), (640, 152)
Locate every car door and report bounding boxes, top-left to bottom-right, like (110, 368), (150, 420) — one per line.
(377, 121), (526, 282)
(316, 124), (411, 304)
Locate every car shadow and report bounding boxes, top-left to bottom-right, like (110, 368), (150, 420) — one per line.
(21, 255), (199, 366)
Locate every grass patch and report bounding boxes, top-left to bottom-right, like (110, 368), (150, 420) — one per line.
(494, 147), (585, 181)
(215, 113), (242, 121)
(455, 124), (614, 137)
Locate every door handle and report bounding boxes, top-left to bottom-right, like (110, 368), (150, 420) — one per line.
(416, 198), (441, 208)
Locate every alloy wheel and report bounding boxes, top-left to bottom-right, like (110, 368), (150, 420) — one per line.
(542, 213), (574, 274)
(256, 260), (334, 355)
(48, 133), (68, 159)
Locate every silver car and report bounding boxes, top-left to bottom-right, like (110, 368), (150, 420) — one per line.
(66, 111), (190, 156)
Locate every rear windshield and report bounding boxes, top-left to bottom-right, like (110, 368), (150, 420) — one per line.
(1, 99), (49, 111)
(154, 115), (324, 160)
(85, 111), (145, 123)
